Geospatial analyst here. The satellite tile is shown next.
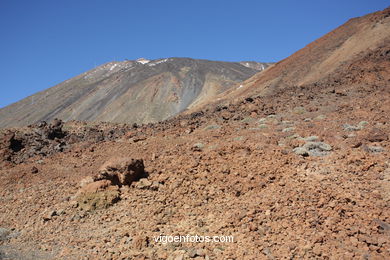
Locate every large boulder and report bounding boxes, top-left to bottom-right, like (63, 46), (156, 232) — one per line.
(76, 185), (120, 211)
(97, 157), (145, 186)
(75, 158), (146, 211)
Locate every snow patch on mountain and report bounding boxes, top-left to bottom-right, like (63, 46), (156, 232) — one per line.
(109, 64), (118, 71)
(136, 58), (150, 64)
(148, 59), (168, 66)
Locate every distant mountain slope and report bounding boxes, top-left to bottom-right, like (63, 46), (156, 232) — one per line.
(195, 7), (390, 108)
(0, 58), (270, 128)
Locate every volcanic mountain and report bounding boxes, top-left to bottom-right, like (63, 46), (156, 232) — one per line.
(0, 58), (271, 128)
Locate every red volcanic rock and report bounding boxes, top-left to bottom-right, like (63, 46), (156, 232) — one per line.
(365, 128), (388, 142)
(97, 157), (146, 186)
(79, 180), (112, 194)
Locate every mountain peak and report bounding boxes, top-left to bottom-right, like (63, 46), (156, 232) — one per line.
(0, 58), (272, 127)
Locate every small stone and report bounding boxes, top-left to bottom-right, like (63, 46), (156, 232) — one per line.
(196, 249), (206, 257)
(366, 128), (388, 142)
(42, 210), (57, 221)
(351, 141), (362, 148)
(282, 127), (295, 133)
(249, 223), (258, 231)
(312, 244), (322, 255)
(314, 115), (326, 120)
(174, 254), (184, 260)
(293, 147), (309, 156)
(303, 136), (319, 142)
(133, 236), (148, 250)
(192, 143), (204, 151)
(293, 106), (306, 114)
(204, 125), (221, 130)
(187, 248), (197, 258)
(287, 134), (300, 139)
(241, 117), (253, 123)
(304, 141), (332, 154)
(343, 123), (362, 131)
(358, 121), (369, 127)
(262, 247), (274, 258)
(233, 136), (244, 141)
(302, 243), (313, 251)
(221, 166), (230, 175)
(317, 142), (332, 151)
(150, 181), (160, 190)
(0, 228), (10, 241)
(350, 236), (359, 247)
(31, 166), (39, 174)
(136, 178), (152, 189)
(365, 146), (384, 153)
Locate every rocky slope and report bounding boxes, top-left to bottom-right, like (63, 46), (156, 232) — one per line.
(191, 7), (390, 111)
(0, 58), (270, 128)
(0, 7), (389, 260)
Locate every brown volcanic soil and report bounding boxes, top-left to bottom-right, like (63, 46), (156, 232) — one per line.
(1, 8), (390, 260)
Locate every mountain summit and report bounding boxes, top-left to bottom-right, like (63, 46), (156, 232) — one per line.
(0, 58), (271, 128)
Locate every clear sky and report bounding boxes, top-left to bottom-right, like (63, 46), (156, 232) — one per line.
(0, 0), (388, 108)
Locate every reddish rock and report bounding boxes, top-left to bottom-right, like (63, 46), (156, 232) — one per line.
(31, 166), (39, 174)
(132, 236), (149, 250)
(365, 128), (388, 142)
(98, 157), (145, 186)
(79, 180), (112, 194)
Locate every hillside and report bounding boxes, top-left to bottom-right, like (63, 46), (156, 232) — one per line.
(191, 7), (390, 110)
(0, 58), (271, 128)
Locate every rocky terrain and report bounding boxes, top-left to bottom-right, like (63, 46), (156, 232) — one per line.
(0, 58), (271, 128)
(0, 7), (390, 260)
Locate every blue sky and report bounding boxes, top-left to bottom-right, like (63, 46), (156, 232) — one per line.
(0, 0), (388, 108)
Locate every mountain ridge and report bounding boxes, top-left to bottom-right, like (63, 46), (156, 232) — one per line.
(0, 58), (272, 128)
